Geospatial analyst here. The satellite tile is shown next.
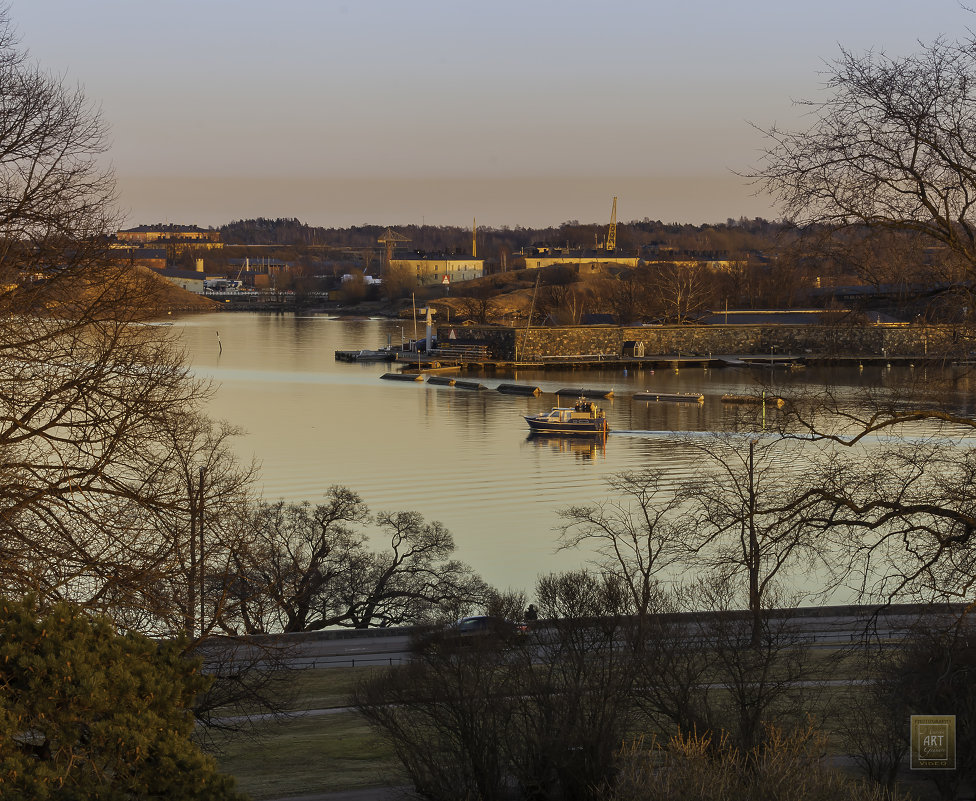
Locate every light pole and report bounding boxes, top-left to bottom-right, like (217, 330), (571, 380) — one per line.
(188, 465), (207, 639)
(198, 465), (206, 639)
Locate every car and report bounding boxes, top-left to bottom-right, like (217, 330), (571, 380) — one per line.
(455, 615), (528, 637)
(411, 615), (526, 654)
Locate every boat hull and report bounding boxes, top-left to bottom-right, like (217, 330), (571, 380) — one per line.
(524, 416), (609, 435)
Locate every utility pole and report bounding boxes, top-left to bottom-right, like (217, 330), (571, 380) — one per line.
(747, 439), (761, 648)
(187, 466), (207, 639)
(198, 465), (206, 639)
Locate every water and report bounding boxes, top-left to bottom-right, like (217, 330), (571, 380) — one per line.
(173, 312), (975, 596)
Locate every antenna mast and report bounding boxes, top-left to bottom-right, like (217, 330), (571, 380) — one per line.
(606, 196), (617, 251)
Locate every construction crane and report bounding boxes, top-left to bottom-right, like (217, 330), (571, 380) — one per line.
(378, 228), (410, 275)
(605, 196), (617, 252)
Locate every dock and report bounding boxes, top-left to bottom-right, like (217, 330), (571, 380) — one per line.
(555, 387), (614, 399)
(380, 372), (424, 382)
(721, 393), (785, 407)
(496, 383), (542, 396)
(634, 391), (705, 403)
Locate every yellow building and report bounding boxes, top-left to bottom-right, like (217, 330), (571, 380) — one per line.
(114, 224), (223, 256)
(390, 256), (484, 286)
(519, 248), (638, 270)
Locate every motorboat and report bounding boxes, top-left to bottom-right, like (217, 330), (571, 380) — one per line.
(355, 347), (397, 362)
(524, 397), (609, 435)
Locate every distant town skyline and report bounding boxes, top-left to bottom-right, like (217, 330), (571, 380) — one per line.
(11, 1), (975, 229)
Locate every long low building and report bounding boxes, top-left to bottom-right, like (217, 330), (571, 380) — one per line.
(390, 255), (484, 285)
(519, 249), (639, 270)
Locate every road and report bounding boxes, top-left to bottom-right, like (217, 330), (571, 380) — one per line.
(198, 602), (964, 671)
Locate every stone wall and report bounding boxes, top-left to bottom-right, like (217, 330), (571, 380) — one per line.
(439, 323), (964, 360)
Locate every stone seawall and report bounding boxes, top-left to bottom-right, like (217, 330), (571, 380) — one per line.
(439, 324), (964, 361)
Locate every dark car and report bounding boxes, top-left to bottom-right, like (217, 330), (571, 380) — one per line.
(412, 615), (526, 654)
(456, 615), (521, 636)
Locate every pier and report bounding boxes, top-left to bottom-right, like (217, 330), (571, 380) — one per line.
(383, 352), (947, 373)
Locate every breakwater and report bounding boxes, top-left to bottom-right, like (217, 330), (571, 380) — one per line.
(438, 323), (964, 361)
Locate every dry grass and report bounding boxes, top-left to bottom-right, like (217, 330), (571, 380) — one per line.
(610, 725), (902, 801)
(208, 667), (403, 799)
(213, 710), (403, 800)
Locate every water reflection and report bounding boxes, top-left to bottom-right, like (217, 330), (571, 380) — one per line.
(525, 432), (607, 461)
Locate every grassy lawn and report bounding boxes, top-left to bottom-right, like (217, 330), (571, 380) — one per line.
(209, 667), (405, 800)
(213, 710), (403, 800)
(205, 644), (898, 800)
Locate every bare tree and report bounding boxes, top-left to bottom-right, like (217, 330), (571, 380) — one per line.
(356, 569), (637, 801)
(556, 458), (830, 752)
(223, 490), (488, 633)
(537, 283), (587, 325)
(647, 262), (714, 323)
(454, 284), (499, 324)
(0, 9), (246, 627)
(682, 434), (833, 646)
(558, 470), (688, 622)
(753, 32), (976, 316)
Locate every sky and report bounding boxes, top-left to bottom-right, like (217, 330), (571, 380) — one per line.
(10, 1), (975, 229)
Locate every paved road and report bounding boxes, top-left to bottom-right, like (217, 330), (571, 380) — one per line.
(206, 604), (962, 801)
(200, 603), (962, 671)
(265, 788), (416, 801)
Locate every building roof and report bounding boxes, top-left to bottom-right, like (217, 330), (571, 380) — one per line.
(392, 251), (482, 262)
(158, 267), (206, 280)
(120, 223), (213, 234)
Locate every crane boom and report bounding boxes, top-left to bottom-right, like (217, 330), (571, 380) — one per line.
(606, 196), (617, 251)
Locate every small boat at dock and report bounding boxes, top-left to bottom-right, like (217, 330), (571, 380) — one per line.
(524, 398), (609, 435)
(354, 348), (397, 362)
(335, 347), (397, 362)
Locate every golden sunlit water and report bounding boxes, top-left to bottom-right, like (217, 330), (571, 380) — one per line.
(174, 312), (975, 596)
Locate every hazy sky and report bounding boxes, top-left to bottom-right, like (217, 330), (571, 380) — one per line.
(10, 1), (974, 229)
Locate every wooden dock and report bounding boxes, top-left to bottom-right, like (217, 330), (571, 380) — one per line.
(496, 383), (542, 396)
(721, 393), (785, 407)
(380, 372), (424, 382)
(555, 387), (614, 399)
(634, 391), (705, 403)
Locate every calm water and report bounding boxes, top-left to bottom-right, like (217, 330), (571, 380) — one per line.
(174, 312), (974, 595)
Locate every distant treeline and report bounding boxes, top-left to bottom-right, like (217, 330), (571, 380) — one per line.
(220, 216), (788, 260)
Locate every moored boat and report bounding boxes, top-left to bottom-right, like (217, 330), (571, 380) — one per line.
(355, 347), (397, 362)
(524, 398), (609, 435)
